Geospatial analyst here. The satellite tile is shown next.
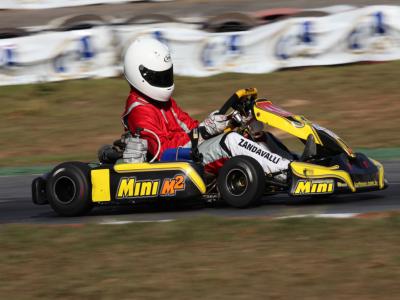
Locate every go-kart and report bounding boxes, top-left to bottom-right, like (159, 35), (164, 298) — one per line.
(32, 88), (388, 216)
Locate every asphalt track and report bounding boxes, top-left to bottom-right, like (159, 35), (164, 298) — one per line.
(1, 1), (399, 224)
(0, 161), (398, 224)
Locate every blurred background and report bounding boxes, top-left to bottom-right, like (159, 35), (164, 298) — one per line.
(1, 2), (400, 299)
(1, 0), (400, 168)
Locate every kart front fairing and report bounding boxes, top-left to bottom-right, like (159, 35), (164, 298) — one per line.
(252, 99), (387, 195)
(253, 99), (355, 158)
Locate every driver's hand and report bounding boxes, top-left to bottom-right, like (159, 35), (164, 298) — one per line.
(248, 119), (264, 138)
(199, 110), (229, 139)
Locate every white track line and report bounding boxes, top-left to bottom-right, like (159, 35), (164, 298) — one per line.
(101, 214), (360, 224)
(277, 213), (360, 219)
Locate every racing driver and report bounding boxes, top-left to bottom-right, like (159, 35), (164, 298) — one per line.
(122, 38), (290, 179)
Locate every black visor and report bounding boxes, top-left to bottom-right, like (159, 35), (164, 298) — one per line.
(139, 65), (174, 88)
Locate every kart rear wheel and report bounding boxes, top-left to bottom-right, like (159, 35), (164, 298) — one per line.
(217, 156), (265, 208)
(46, 162), (92, 216)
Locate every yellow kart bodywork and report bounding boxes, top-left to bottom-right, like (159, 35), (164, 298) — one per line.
(91, 162), (206, 203)
(230, 88), (386, 196)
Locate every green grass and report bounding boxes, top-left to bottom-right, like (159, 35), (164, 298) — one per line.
(1, 216), (400, 299)
(1, 61), (400, 167)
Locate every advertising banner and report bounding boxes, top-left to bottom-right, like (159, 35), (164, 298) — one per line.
(0, 26), (116, 85)
(1, 6), (399, 85)
(115, 5), (400, 77)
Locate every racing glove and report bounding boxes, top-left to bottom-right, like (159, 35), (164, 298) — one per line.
(199, 110), (229, 139)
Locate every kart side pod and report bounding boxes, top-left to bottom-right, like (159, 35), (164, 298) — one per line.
(32, 161), (206, 216)
(289, 159), (386, 196)
(91, 162), (206, 203)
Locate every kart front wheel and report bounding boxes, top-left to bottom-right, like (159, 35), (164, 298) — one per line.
(217, 155), (265, 208)
(46, 162), (92, 216)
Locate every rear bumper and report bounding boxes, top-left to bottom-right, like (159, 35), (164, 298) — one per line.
(32, 175), (48, 205)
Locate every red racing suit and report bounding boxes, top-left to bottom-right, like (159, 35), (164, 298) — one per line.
(122, 89), (198, 158)
(122, 89), (291, 177)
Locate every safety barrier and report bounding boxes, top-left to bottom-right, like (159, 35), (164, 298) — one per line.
(0, 5), (399, 85)
(0, 0), (166, 10)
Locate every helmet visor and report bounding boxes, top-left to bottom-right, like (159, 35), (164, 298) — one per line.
(139, 65), (174, 88)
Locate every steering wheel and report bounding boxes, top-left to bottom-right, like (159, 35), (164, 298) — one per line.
(217, 88), (259, 139)
(218, 88), (258, 116)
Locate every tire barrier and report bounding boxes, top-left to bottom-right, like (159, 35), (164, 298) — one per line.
(0, 28), (29, 39)
(203, 12), (258, 33)
(53, 14), (107, 31)
(0, 0), (167, 10)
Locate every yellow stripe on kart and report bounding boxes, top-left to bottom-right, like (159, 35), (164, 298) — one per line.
(114, 162), (206, 194)
(235, 88), (258, 99)
(253, 101), (323, 145)
(291, 162), (356, 192)
(91, 169), (111, 202)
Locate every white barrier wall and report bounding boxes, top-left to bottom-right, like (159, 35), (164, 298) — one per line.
(1, 6), (400, 85)
(0, 0), (162, 10)
(0, 27), (117, 85)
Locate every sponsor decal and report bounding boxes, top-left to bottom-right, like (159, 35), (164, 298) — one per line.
(275, 21), (319, 61)
(116, 175), (185, 199)
(0, 45), (17, 69)
(160, 175), (185, 196)
(153, 30), (168, 46)
(201, 34), (242, 69)
(238, 138), (280, 164)
(354, 180), (379, 188)
(338, 180), (378, 189)
(164, 54), (171, 62)
(347, 11), (399, 54)
(293, 179), (334, 195)
(52, 35), (96, 76)
(337, 182), (348, 188)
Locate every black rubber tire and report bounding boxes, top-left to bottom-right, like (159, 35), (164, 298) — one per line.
(46, 162), (92, 217)
(217, 155), (265, 208)
(204, 12), (257, 32)
(57, 14), (105, 31)
(126, 14), (176, 25)
(0, 28), (28, 39)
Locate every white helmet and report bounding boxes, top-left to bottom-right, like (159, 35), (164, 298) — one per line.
(123, 38), (174, 102)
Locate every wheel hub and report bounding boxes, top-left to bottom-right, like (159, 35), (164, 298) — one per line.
(226, 168), (248, 196)
(54, 176), (77, 204)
